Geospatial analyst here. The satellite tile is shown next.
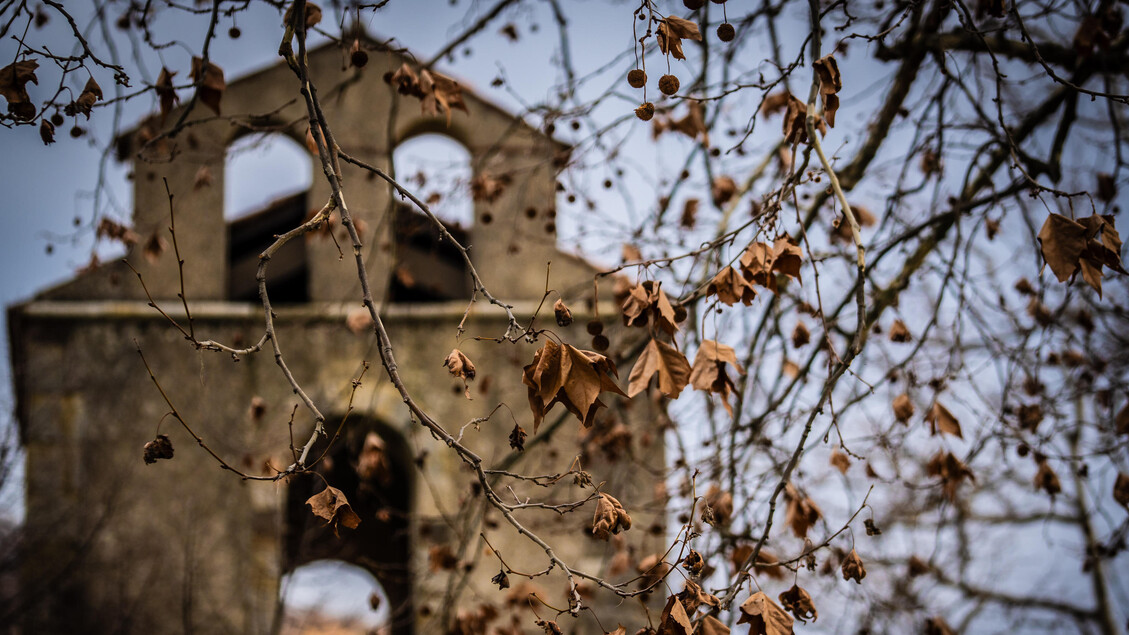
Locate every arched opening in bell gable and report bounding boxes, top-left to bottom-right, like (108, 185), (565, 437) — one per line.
(388, 133), (474, 303)
(224, 132), (312, 304)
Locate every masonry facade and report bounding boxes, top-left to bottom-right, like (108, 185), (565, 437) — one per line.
(8, 42), (664, 634)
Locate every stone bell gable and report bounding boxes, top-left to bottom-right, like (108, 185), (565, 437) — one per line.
(9, 37), (663, 635)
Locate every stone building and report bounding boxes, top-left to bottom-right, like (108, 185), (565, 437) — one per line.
(8, 40), (663, 634)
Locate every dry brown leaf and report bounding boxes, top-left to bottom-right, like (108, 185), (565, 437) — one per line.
(522, 340), (625, 432)
(1113, 472), (1129, 508)
(356, 432), (391, 485)
(927, 451), (975, 501)
(656, 16), (702, 60)
(283, 1), (322, 29)
(96, 217), (140, 247)
(681, 198), (700, 229)
(841, 548), (866, 583)
(671, 102), (709, 147)
(697, 615), (731, 635)
(553, 298), (573, 327)
(812, 54), (841, 128)
(784, 483), (822, 538)
(190, 57), (225, 115)
(0, 59), (39, 120)
(791, 321), (810, 348)
(893, 393), (915, 423)
(705, 266), (757, 307)
(889, 319), (911, 343)
(830, 448), (851, 474)
(628, 337), (691, 399)
(658, 594), (693, 635)
(443, 348), (476, 398)
(703, 484), (734, 527)
(70, 77), (102, 119)
(420, 69), (467, 125)
(711, 175), (737, 207)
(737, 591), (795, 635)
(689, 340), (743, 416)
(778, 584), (817, 623)
(1096, 173), (1117, 202)
(156, 67), (178, 124)
(592, 492), (632, 540)
(740, 237), (803, 292)
(1034, 458), (1061, 496)
(1038, 213), (1126, 297)
(470, 172), (509, 202)
(1018, 403), (1043, 430)
(193, 164), (213, 190)
(306, 485), (361, 537)
(142, 434), (174, 464)
(770, 92), (827, 145)
(925, 402), (963, 438)
(621, 280), (679, 334)
(39, 118), (54, 145)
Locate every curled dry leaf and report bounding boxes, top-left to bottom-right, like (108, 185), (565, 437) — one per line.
(156, 67), (178, 124)
(925, 401), (962, 438)
(658, 594), (693, 635)
(96, 217), (140, 247)
(677, 579), (719, 614)
(0, 59), (39, 120)
(443, 348), (477, 396)
(621, 280), (679, 334)
(628, 337), (691, 399)
(893, 393), (914, 423)
(1034, 458), (1061, 496)
(689, 340), (743, 416)
(592, 492), (632, 540)
(305, 485), (361, 537)
(889, 319), (911, 342)
(830, 448), (851, 474)
(508, 423), (526, 451)
(190, 57), (225, 115)
(841, 548), (866, 583)
(705, 267), (757, 307)
(39, 119), (54, 145)
(681, 550), (705, 578)
(812, 54), (841, 127)
(283, 1), (322, 29)
(737, 591), (795, 635)
(784, 483), (822, 538)
(491, 569), (510, 590)
(419, 69), (467, 125)
(703, 483), (734, 527)
(711, 175), (737, 207)
(791, 321), (810, 348)
(470, 172), (509, 202)
(927, 451), (975, 501)
(680, 198), (699, 229)
(553, 298), (573, 327)
(193, 165), (213, 190)
(143, 434), (174, 464)
(656, 16), (702, 61)
(740, 236), (803, 293)
(764, 92), (827, 145)
(778, 584), (817, 623)
(68, 77), (102, 119)
(1113, 472), (1129, 508)
(1037, 213), (1126, 297)
(522, 340), (625, 432)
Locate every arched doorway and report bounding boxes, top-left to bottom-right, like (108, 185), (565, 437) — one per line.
(283, 417), (414, 634)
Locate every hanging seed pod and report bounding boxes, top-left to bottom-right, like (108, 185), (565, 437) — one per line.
(627, 69), (647, 88)
(634, 102), (655, 121)
(717, 23), (735, 42)
(659, 74), (680, 95)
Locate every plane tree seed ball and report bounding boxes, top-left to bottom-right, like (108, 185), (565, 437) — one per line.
(628, 69), (646, 88)
(717, 23), (735, 42)
(635, 102), (655, 121)
(659, 74), (680, 95)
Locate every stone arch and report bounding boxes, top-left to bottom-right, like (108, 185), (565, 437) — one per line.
(284, 415), (414, 635)
(278, 559), (388, 633)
